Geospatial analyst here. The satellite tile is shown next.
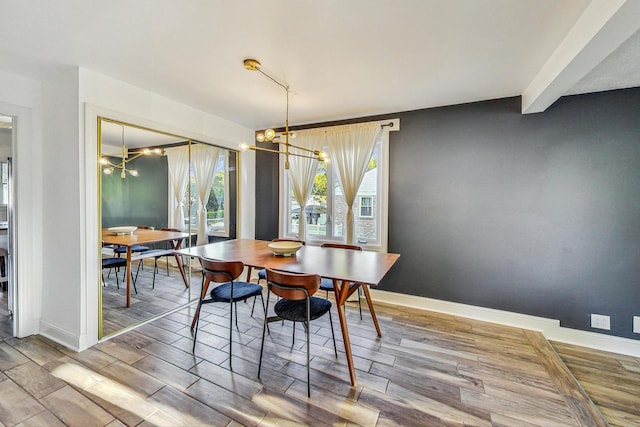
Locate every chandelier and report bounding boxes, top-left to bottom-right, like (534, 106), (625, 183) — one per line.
(239, 58), (328, 169)
(101, 125), (162, 178)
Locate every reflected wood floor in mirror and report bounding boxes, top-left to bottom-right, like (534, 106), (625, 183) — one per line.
(1, 278), (639, 425)
(101, 259), (201, 337)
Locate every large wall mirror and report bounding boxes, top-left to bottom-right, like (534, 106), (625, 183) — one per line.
(98, 117), (237, 339)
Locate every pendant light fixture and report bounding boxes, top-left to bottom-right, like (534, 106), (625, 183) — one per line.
(239, 58), (328, 169)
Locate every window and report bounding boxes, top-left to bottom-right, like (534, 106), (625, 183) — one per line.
(359, 196), (373, 218)
(183, 149), (229, 237)
(280, 120), (397, 251)
(0, 162), (7, 205)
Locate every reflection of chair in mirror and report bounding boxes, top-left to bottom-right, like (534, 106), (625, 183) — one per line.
(101, 257), (136, 292)
(0, 248), (7, 290)
(191, 258), (265, 370)
(258, 268), (337, 397)
(113, 226), (150, 260)
(131, 227), (184, 289)
(114, 243), (149, 258)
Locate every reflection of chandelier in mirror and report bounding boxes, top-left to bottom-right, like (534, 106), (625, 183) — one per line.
(101, 125), (162, 178)
(239, 58), (328, 169)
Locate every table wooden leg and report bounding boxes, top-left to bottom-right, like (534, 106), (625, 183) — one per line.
(191, 278), (211, 330)
(333, 279), (357, 387)
(361, 285), (382, 337)
(125, 247), (132, 307)
(173, 252), (189, 288)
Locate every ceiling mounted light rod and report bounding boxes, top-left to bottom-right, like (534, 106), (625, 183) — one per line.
(101, 125), (162, 178)
(239, 58), (328, 169)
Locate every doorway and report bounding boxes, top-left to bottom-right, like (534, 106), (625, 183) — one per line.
(0, 115), (13, 339)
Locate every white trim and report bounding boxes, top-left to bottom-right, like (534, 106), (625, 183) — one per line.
(369, 289), (640, 358)
(39, 319), (82, 352)
(0, 102), (40, 338)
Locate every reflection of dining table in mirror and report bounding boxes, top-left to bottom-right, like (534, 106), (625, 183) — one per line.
(102, 228), (190, 307)
(178, 238), (400, 387)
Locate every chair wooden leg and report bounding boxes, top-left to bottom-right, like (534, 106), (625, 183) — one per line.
(191, 276), (211, 330)
(192, 304), (201, 352)
(192, 276), (209, 353)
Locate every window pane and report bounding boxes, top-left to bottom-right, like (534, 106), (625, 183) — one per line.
(289, 190), (299, 235)
(355, 146), (379, 244)
(289, 162), (328, 238)
(207, 161), (225, 234)
(307, 163), (328, 237)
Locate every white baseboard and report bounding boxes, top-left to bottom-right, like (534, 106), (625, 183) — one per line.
(369, 289), (640, 358)
(39, 319), (82, 352)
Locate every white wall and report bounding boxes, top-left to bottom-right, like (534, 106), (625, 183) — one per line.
(78, 68), (256, 349)
(38, 67), (83, 347)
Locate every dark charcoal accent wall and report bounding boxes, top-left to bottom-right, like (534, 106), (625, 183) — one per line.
(255, 88), (640, 340)
(254, 140), (281, 240)
(102, 155), (169, 229)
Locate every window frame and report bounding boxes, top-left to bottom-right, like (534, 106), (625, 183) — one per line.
(0, 161), (8, 206)
(278, 119), (398, 252)
(183, 148), (230, 238)
(359, 196), (373, 218)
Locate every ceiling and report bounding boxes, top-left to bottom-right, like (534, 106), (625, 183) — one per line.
(99, 121), (187, 152)
(1, 0), (639, 135)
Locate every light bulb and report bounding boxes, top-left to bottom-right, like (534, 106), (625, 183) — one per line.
(129, 170), (139, 177)
(256, 133), (265, 143)
(143, 148), (152, 155)
(239, 143), (250, 151)
(103, 167), (112, 175)
(153, 148), (162, 154)
(264, 128), (276, 141)
(100, 158), (109, 165)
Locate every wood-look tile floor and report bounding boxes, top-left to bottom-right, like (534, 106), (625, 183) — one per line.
(0, 266), (638, 426)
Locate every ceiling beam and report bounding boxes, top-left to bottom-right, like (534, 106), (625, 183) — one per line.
(522, 0), (640, 114)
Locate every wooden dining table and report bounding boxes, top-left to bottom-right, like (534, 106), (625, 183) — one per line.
(102, 228), (190, 307)
(178, 238), (400, 387)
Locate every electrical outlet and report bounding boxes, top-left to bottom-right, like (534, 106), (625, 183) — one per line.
(591, 314), (610, 330)
(634, 316), (640, 334)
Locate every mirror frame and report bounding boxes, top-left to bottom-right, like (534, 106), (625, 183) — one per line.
(97, 116), (239, 339)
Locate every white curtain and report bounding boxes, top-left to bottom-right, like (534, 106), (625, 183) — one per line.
(165, 146), (190, 231)
(287, 129), (325, 241)
(192, 144), (221, 245)
(326, 123), (380, 245)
